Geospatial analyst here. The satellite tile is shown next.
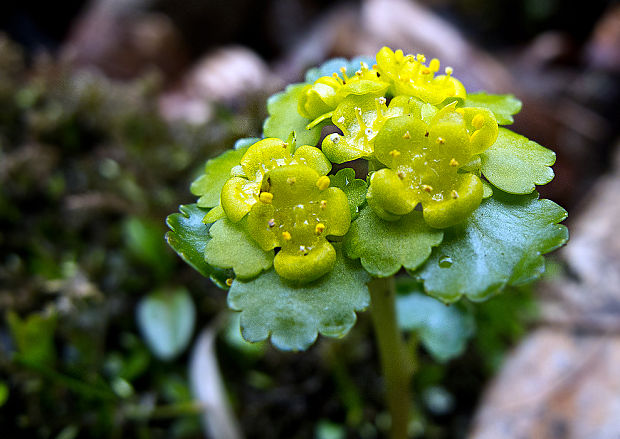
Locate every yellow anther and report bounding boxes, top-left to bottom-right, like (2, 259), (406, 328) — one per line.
(445, 67), (453, 76)
(451, 190), (459, 199)
(436, 137), (445, 144)
(389, 149), (401, 158)
(421, 68), (431, 75)
(315, 223), (326, 235)
(403, 131), (411, 139)
(268, 218), (276, 228)
(320, 200), (327, 209)
(449, 158), (460, 167)
(259, 192), (273, 203)
(316, 176), (330, 191)
(395, 49), (404, 61)
(225, 278), (233, 287)
(429, 58), (440, 72)
(282, 231), (291, 241)
(422, 184), (433, 193)
(472, 114), (485, 130)
(287, 177), (296, 185)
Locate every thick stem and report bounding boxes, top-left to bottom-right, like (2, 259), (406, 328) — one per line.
(369, 276), (415, 439)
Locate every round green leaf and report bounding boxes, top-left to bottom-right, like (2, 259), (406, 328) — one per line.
(396, 279), (474, 362)
(137, 288), (196, 361)
(227, 247), (370, 351)
(415, 191), (568, 302)
(481, 128), (556, 194)
(205, 218), (274, 280)
(464, 92), (522, 125)
(263, 84), (325, 147)
(344, 206), (444, 277)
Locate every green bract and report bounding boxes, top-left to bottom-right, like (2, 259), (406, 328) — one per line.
(167, 46), (568, 350)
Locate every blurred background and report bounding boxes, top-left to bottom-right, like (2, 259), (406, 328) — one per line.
(1, 0), (619, 438)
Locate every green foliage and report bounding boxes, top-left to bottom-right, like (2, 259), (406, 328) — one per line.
(0, 381), (8, 408)
(165, 204), (230, 287)
(263, 84), (324, 147)
(329, 168), (368, 218)
(136, 288), (196, 361)
(7, 311), (57, 367)
(191, 146), (249, 208)
(344, 207), (443, 277)
(227, 247), (370, 351)
(168, 47), (568, 354)
(416, 191), (568, 302)
(396, 280), (474, 362)
(205, 218), (274, 279)
(124, 216), (174, 277)
(481, 128), (556, 194)
(464, 92), (522, 125)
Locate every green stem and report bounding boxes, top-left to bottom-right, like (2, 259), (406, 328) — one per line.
(369, 276), (415, 439)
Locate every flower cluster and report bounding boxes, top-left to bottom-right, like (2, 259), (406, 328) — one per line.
(180, 45), (559, 288)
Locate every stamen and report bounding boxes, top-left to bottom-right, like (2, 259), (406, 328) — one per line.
(449, 158), (459, 167)
(422, 184), (433, 193)
(282, 231), (292, 241)
(436, 137), (445, 144)
(316, 176), (330, 191)
(330, 133), (340, 144)
(315, 223), (326, 235)
(397, 172), (406, 180)
(320, 200), (327, 209)
(389, 149), (401, 158)
(451, 190), (459, 199)
(403, 131), (411, 139)
(259, 192), (273, 203)
(429, 58), (440, 72)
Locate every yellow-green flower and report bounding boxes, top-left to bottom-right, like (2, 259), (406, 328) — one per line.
(217, 138), (331, 222)
(322, 94), (424, 163)
(367, 103), (498, 228)
(247, 164), (350, 283)
(298, 63), (388, 123)
(375, 47), (466, 105)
